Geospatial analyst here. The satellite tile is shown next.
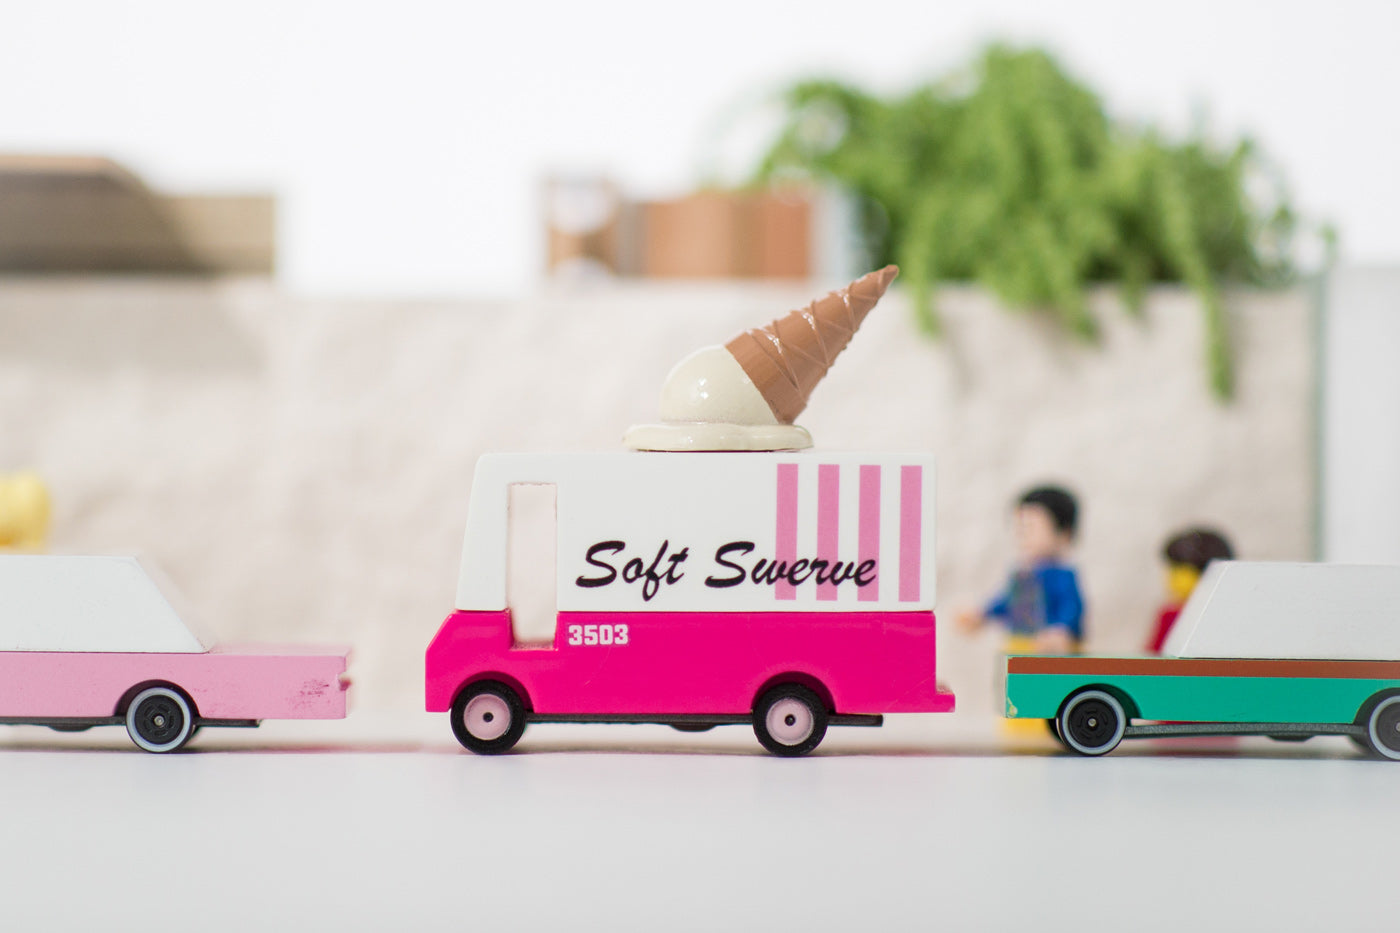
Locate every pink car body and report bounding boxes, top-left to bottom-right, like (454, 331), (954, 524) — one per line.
(426, 452), (955, 755)
(0, 644), (349, 722)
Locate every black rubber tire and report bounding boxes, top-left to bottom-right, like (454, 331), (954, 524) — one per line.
(1364, 695), (1400, 761)
(450, 681), (527, 754)
(753, 684), (828, 757)
(125, 686), (196, 753)
(670, 723), (717, 733)
(1056, 689), (1127, 757)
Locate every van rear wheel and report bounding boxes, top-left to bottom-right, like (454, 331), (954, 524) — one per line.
(753, 684), (828, 757)
(451, 681), (526, 754)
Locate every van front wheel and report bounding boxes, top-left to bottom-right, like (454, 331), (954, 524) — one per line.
(451, 681), (526, 754)
(753, 684), (828, 757)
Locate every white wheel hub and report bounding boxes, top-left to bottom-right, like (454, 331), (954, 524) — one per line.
(464, 693), (512, 741)
(765, 697), (815, 746)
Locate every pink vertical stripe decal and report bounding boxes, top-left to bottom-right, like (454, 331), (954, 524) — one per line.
(817, 464), (840, 601)
(899, 465), (922, 602)
(775, 463), (799, 600)
(858, 465), (881, 601)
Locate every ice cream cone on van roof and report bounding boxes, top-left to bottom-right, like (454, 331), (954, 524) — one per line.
(624, 266), (898, 452)
(727, 264), (897, 425)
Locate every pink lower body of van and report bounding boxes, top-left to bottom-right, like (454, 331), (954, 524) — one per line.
(425, 610), (954, 716)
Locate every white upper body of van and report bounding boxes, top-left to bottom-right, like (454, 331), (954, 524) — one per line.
(455, 451), (937, 616)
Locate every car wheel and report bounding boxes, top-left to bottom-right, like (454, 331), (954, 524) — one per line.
(1057, 689), (1127, 756)
(753, 684), (828, 757)
(126, 686), (196, 753)
(451, 681), (527, 754)
(1366, 696), (1400, 761)
(1047, 718), (1069, 749)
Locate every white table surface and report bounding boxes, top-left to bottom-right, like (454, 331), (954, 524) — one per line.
(1, 711), (1392, 932)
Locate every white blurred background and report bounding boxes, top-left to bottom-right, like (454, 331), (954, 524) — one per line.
(2, 0), (1397, 293)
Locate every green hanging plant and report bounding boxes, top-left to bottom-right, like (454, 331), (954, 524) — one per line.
(754, 45), (1303, 399)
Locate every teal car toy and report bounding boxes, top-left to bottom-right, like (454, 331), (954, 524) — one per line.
(1006, 561), (1400, 759)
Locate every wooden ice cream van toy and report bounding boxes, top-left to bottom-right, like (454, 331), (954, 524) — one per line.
(425, 451), (954, 755)
(424, 265), (967, 755)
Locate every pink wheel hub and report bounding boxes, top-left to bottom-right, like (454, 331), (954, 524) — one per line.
(765, 697), (814, 745)
(464, 693), (512, 741)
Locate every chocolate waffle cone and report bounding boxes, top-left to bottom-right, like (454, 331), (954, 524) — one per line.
(725, 265), (897, 424)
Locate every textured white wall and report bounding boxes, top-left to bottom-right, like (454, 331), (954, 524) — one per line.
(0, 277), (1315, 714)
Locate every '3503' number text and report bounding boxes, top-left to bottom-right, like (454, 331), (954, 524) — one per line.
(566, 623), (629, 646)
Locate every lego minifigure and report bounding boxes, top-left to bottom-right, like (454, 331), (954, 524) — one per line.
(958, 485), (1085, 654)
(1146, 527), (1234, 653)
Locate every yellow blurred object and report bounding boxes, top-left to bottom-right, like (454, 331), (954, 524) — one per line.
(1002, 716), (1058, 741)
(1004, 635), (1039, 655)
(0, 473), (51, 550)
(1166, 563), (1201, 604)
(1006, 632), (1082, 656)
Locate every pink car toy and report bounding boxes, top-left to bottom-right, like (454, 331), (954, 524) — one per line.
(0, 555), (349, 752)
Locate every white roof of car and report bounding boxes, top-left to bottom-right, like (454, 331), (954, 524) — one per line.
(1163, 561), (1400, 660)
(0, 555), (208, 653)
